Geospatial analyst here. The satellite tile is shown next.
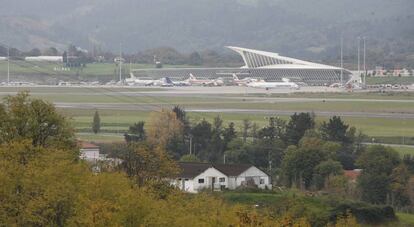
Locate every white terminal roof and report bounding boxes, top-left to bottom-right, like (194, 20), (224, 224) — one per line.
(226, 46), (342, 70)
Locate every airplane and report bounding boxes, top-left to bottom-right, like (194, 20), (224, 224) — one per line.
(125, 73), (157, 86)
(186, 74), (224, 86)
(247, 78), (300, 90)
(232, 74), (258, 86)
(165, 77), (191, 86)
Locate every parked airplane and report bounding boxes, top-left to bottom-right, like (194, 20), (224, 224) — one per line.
(125, 73), (175, 87)
(247, 78), (300, 90)
(186, 74), (224, 86)
(232, 74), (258, 86)
(166, 77), (191, 86)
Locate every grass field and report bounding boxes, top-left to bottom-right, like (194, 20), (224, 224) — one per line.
(366, 76), (414, 85)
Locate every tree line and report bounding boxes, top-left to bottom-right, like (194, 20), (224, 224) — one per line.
(118, 106), (414, 209)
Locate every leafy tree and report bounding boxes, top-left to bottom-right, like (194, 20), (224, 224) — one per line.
(191, 119), (212, 158)
(188, 51), (203, 65)
(206, 115), (224, 163)
(180, 154), (201, 162)
(282, 138), (332, 189)
(147, 109), (183, 148)
(0, 92), (75, 150)
(172, 106), (190, 135)
(43, 47), (59, 56)
(121, 142), (179, 187)
(320, 116), (350, 144)
(356, 145), (401, 204)
(284, 112), (315, 145)
(124, 121), (146, 143)
(26, 48), (42, 56)
(92, 110), (101, 134)
(389, 164), (410, 207)
(242, 118), (251, 143)
(223, 122), (237, 150)
(258, 117), (285, 140)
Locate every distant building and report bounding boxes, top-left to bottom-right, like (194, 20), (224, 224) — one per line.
(170, 162), (272, 193)
(344, 169), (362, 183)
(0, 57), (7, 61)
(132, 46), (352, 86)
(79, 141), (101, 162)
(25, 56), (63, 62)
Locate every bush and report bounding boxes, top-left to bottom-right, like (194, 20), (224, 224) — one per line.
(329, 201), (396, 224)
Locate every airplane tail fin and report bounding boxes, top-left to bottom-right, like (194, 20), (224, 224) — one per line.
(189, 73), (196, 80)
(232, 74), (239, 81)
(164, 77), (174, 84)
(129, 73), (136, 79)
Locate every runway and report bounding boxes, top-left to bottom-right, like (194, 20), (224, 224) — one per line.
(55, 102), (414, 119)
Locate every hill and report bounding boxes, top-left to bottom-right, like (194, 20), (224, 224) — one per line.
(0, 0), (413, 67)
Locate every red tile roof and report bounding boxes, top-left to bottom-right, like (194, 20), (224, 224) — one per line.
(79, 141), (99, 149)
(344, 169), (362, 181)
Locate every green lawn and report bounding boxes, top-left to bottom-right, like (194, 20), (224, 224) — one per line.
(396, 213), (414, 226)
(366, 76), (414, 85)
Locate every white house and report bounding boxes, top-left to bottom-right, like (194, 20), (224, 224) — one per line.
(79, 141), (100, 162)
(171, 162), (272, 193)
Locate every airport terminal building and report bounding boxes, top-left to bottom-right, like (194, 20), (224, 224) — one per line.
(132, 46), (352, 85)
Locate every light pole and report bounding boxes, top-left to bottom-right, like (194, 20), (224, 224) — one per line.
(357, 36), (361, 76)
(340, 36), (343, 85)
(363, 37), (367, 85)
(7, 47), (10, 85)
(189, 135), (193, 155)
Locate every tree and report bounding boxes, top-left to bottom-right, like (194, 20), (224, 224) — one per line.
(43, 47), (59, 56)
(191, 119), (212, 159)
(180, 154), (201, 162)
(320, 116), (350, 144)
(188, 51), (203, 65)
(258, 117), (285, 140)
(356, 145), (401, 204)
(223, 122), (237, 150)
(121, 143), (179, 187)
(0, 92), (75, 150)
(242, 119), (251, 143)
(284, 112), (315, 145)
(124, 121), (146, 143)
(26, 48), (42, 56)
(206, 115), (224, 163)
(282, 138), (332, 189)
(146, 109), (183, 148)
(92, 110), (101, 134)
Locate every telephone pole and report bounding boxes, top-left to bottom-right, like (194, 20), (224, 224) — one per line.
(357, 36), (361, 76)
(340, 36), (343, 85)
(7, 47), (10, 85)
(119, 43), (122, 83)
(363, 37), (367, 85)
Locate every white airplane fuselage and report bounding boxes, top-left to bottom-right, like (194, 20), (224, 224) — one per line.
(247, 81), (299, 90)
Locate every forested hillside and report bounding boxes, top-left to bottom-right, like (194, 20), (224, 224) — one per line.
(0, 0), (413, 67)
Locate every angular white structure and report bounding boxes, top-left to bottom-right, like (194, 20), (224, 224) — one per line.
(132, 46), (352, 85)
(226, 46), (341, 70)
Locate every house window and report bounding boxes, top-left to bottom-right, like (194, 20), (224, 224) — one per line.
(198, 178), (205, 184)
(260, 179), (265, 184)
(219, 177), (225, 183)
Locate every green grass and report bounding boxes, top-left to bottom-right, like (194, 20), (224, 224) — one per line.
(366, 76), (414, 85)
(390, 146), (414, 157)
(396, 213), (414, 226)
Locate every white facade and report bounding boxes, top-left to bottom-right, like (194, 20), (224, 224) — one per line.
(80, 147), (100, 162)
(172, 164), (272, 193)
(230, 166), (271, 190)
(173, 167), (228, 193)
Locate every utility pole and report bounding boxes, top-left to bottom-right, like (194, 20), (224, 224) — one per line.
(189, 135), (193, 155)
(340, 36), (343, 85)
(7, 47), (10, 85)
(357, 36), (361, 76)
(363, 37), (367, 85)
(119, 43), (122, 83)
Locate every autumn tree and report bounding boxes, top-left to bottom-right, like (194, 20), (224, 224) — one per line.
(242, 118), (251, 142)
(0, 92), (75, 150)
(146, 109), (183, 148)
